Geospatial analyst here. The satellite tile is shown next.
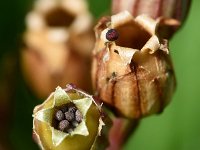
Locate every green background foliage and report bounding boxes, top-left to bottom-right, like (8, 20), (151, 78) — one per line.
(0, 0), (199, 150)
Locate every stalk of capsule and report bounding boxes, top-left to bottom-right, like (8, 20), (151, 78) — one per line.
(33, 84), (110, 150)
(92, 11), (176, 119)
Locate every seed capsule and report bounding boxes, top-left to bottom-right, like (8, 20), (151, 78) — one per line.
(112, 0), (191, 39)
(92, 11), (176, 119)
(33, 84), (111, 149)
(21, 0), (94, 99)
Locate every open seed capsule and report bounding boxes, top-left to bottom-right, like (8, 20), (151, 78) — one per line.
(112, 0), (191, 39)
(33, 84), (110, 150)
(92, 11), (176, 119)
(21, 0), (94, 98)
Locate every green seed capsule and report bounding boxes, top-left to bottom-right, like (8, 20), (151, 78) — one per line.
(33, 84), (110, 150)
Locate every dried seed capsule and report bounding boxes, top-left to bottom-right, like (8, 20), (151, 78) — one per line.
(21, 0), (94, 99)
(92, 11), (176, 119)
(33, 84), (111, 149)
(112, 0), (191, 39)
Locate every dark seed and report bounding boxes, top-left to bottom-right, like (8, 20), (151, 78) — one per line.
(65, 111), (75, 121)
(58, 120), (70, 131)
(55, 110), (64, 121)
(106, 29), (119, 41)
(68, 106), (77, 113)
(75, 110), (83, 123)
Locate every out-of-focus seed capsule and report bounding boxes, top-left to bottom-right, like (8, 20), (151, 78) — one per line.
(33, 84), (110, 150)
(92, 11), (176, 119)
(21, 0), (94, 98)
(112, 0), (191, 38)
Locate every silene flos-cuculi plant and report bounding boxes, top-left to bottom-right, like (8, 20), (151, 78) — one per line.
(30, 0), (191, 149)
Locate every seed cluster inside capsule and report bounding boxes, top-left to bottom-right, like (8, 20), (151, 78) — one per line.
(53, 102), (83, 133)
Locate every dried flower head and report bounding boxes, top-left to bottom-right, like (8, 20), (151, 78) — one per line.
(33, 84), (109, 150)
(21, 0), (94, 98)
(92, 11), (176, 119)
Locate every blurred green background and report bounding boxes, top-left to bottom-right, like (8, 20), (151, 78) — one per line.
(0, 0), (199, 150)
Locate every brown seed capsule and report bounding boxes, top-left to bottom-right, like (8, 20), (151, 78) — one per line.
(112, 0), (191, 19)
(92, 11), (176, 119)
(21, 0), (94, 99)
(112, 0), (191, 39)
